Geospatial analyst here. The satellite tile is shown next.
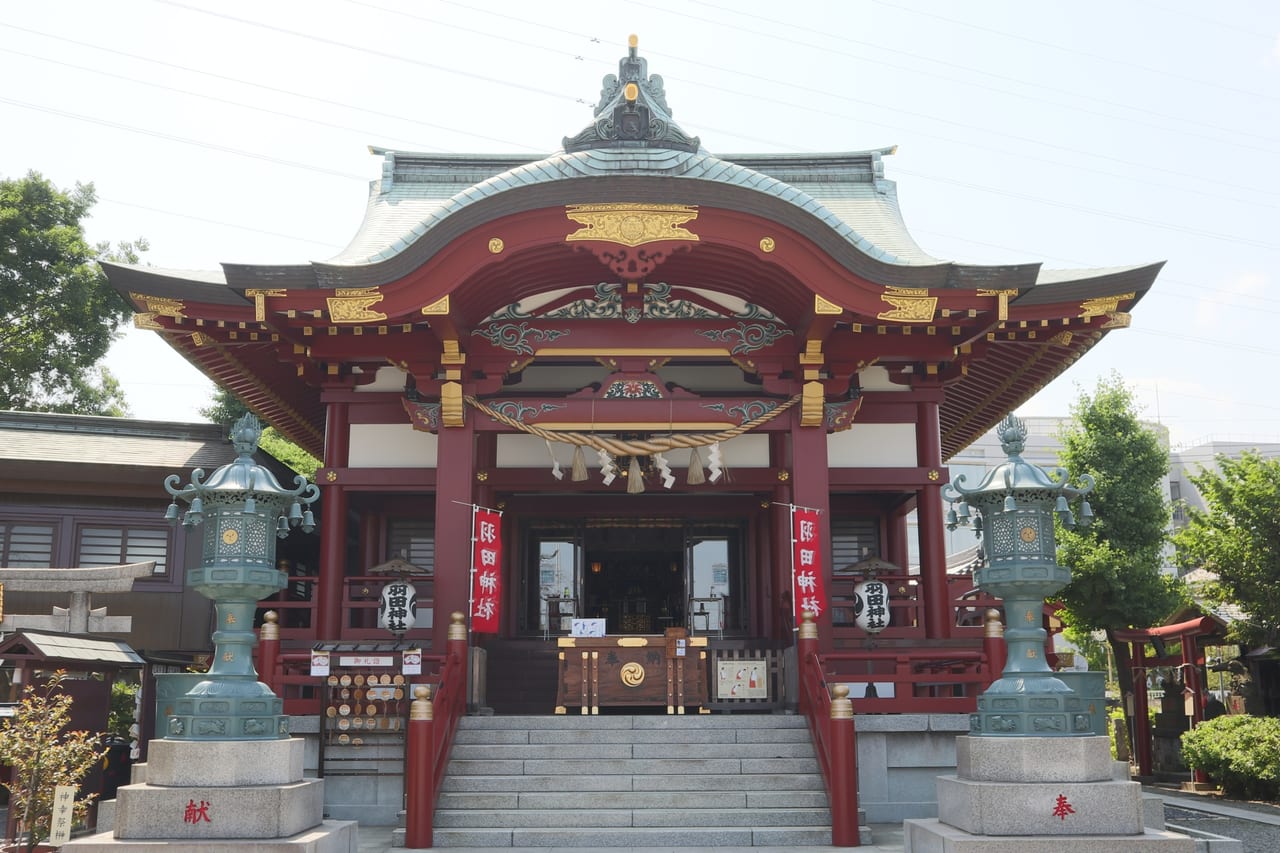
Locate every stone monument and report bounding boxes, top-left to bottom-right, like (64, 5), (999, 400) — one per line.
(903, 414), (1193, 851)
(65, 414), (355, 852)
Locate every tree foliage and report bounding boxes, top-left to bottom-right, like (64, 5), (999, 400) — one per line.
(1, 171), (147, 415)
(1173, 451), (1280, 647)
(1054, 373), (1182, 633)
(1052, 374), (1184, 743)
(201, 387), (321, 479)
(0, 671), (106, 850)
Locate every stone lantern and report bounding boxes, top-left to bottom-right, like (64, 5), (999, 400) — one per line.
(943, 413), (1095, 737)
(162, 413), (318, 740)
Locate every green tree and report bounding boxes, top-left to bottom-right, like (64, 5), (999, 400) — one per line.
(1053, 374), (1184, 735)
(0, 671), (106, 851)
(202, 387), (321, 479)
(1, 171), (147, 415)
(1173, 451), (1280, 648)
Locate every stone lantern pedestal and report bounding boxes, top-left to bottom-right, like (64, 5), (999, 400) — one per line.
(904, 736), (1193, 850)
(64, 738), (355, 852)
(902, 415), (1193, 851)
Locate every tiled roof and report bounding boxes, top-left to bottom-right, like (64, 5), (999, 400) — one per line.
(0, 411), (233, 469)
(326, 147), (940, 268)
(0, 630), (144, 666)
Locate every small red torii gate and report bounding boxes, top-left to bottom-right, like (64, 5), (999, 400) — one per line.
(1113, 615), (1219, 781)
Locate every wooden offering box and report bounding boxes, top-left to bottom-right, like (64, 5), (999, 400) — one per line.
(556, 629), (709, 714)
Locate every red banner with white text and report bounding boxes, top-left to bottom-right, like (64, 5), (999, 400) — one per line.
(791, 506), (827, 626)
(470, 507), (503, 633)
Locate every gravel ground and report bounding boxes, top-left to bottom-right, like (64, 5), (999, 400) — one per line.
(1163, 798), (1280, 853)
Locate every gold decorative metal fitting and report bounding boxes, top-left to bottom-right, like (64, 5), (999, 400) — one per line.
(797, 610), (818, 640)
(488, 237), (504, 254)
(448, 611), (467, 641)
(260, 610), (280, 641)
(327, 289), (387, 323)
(496, 500), (507, 510)
(814, 294), (842, 315)
(325, 471), (338, 483)
(620, 662), (646, 687)
(476, 471), (489, 482)
(564, 203), (700, 247)
(759, 236), (776, 253)
(777, 470), (790, 481)
(829, 684), (854, 720)
(928, 469), (940, 481)
(877, 286), (937, 323)
(410, 684), (433, 721)
(983, 609), (1004, 639)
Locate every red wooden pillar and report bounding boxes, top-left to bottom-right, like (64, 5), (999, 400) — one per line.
(1131, 641), (1153, 777)
(404, 684), (434, 849)
(887, 509), (910, 570)
(317, 401), (350, 640)
(790, 416), (833, 650)
(829, 684), (860, 847)
(433, 416), (475, 652)
(770, 432), (793, 640)
(916, 396), (951, 639)
(1181, 632), (1209, 785)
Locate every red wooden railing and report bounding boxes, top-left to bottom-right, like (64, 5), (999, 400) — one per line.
(827, 572), (1003, 642)
(797, 612), (861, 847)
(259, 574), (435, 644)
(404, 611), (468, 849)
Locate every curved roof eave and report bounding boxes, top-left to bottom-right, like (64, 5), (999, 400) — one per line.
(214, 148), (1062, 294)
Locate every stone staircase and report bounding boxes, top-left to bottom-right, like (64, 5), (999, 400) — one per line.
(394, 713), (870, 848)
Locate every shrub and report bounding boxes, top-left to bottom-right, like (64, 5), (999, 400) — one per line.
(0, 671), (106, 851)
(1181, 714), (1280, 800)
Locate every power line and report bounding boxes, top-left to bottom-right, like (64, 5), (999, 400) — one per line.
(0, 24), (548, 153)
(869, 0), (1280, 105)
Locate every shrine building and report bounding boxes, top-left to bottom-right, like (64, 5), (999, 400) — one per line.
(102, 38), (1161, 718)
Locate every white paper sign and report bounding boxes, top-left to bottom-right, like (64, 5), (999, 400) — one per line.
(310, 650), (331, 676)
(571, 618), (606, 638)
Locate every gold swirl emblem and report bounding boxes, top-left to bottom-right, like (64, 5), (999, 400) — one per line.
(620, 662), (645, 687)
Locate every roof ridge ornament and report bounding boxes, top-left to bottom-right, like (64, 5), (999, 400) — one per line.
(563, 34), (700, 154)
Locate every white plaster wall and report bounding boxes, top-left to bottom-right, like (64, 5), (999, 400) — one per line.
(827, 423), (917, 467)
(348, 424), (438, 468)
(354, 365), (409, 392)
(497, 433), (771, 468)
(857, 365), (907, 392)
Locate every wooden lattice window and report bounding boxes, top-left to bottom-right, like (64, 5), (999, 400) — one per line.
(76, 525), (169, 575)
(0, 521), (56, 568)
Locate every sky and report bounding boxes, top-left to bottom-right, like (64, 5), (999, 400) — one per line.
(3, 0), (1279, 450)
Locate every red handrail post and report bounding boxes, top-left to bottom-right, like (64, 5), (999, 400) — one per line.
(257, 610), (280, 695)
(829, 684), (860, 847)
(982, 608), (1005, 688)
(404, 684), (434, 849)
(797, 610), (818, 716)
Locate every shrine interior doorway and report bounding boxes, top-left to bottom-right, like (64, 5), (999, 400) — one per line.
(520, 519), (745, 638)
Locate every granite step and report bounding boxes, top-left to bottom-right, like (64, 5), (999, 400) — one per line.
(402, 713), (867, 848)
